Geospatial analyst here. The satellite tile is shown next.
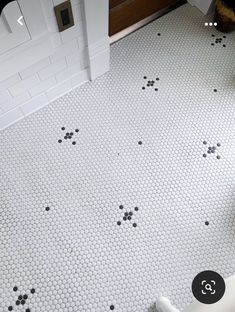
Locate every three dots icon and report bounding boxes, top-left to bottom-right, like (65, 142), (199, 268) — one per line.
(205, 22), (217, 26)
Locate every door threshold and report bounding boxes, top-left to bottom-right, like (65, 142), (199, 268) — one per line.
(110, 0), (187, 44)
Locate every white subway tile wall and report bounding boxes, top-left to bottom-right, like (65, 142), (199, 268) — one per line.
(0, 90), (12, 103)
(19, 58), (51, 80)
(38, 59), (67, 80)
(49, 39), (79, 63)
(0, 0), (89, 130)
(29, 77), (57, 97)
(8, 75), (41, 97)
(66, 51), (81, 67)
(0, 74), (21, 92)
(56, 62), (81, 82)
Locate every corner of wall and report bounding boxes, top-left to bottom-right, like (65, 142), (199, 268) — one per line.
(81, 0), (110, 81)
(87, 37), (110, 80)
(187, 0), (215, 15)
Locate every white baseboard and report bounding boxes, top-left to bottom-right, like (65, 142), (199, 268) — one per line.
(0, 107), (25, 131)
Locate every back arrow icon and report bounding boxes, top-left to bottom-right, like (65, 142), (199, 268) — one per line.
(17, 15), (23, 26)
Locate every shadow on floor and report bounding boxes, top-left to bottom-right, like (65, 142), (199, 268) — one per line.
(148, 303), (157, 312)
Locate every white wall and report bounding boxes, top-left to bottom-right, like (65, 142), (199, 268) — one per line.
(0, 0), (110, 130)
(188, 0), (215, 15)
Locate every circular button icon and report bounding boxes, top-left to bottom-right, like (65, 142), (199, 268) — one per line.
(192, 271), (225, 304)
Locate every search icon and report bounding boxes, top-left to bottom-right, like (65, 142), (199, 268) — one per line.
(192, 271), (225, 304)
(205, 284), (212, 292)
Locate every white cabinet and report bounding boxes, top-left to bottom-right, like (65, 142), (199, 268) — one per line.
(0, 1), (31, 55)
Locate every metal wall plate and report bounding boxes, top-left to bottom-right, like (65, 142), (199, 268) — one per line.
(54, 0), (74, 32)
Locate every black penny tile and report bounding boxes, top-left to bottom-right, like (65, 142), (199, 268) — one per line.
(117, 205), (139, 227)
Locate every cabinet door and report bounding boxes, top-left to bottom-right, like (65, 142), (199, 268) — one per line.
(0, 0), (30, 55)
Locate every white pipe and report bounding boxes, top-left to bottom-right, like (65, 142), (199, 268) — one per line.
(155, 297), (180, 312)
